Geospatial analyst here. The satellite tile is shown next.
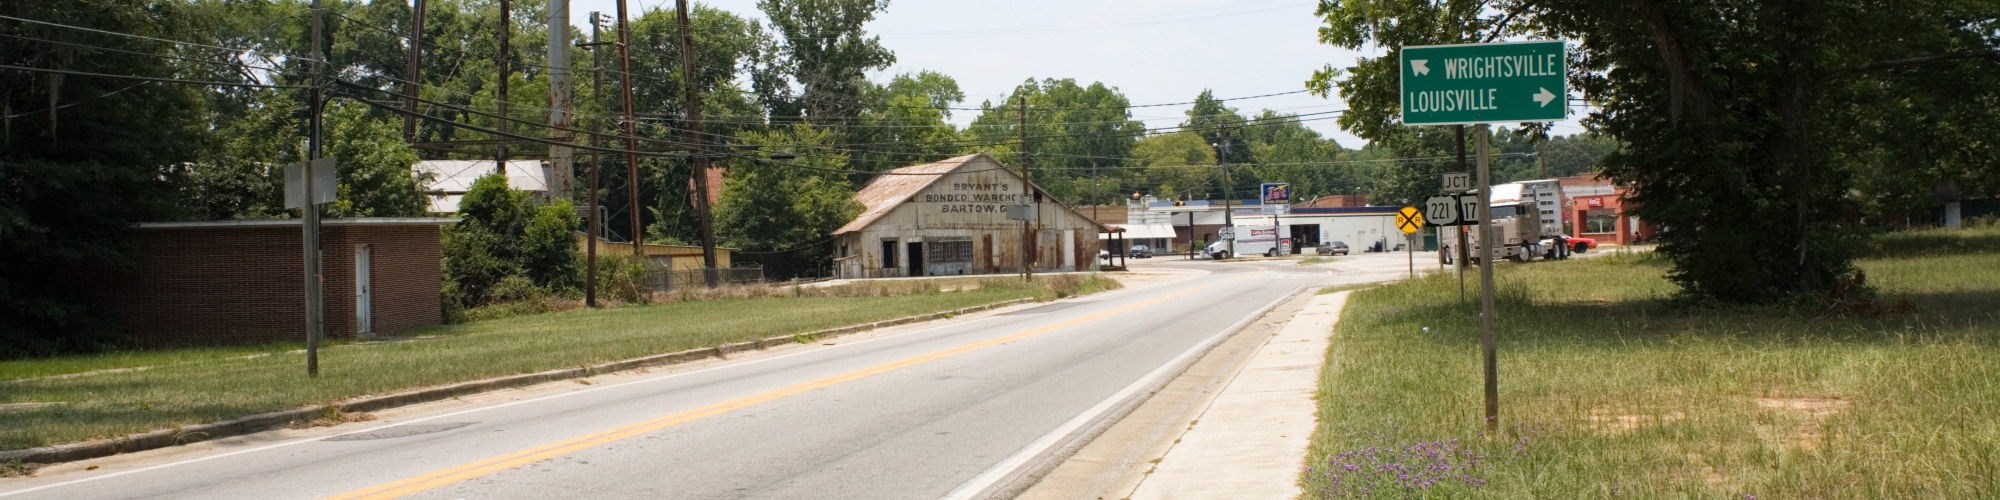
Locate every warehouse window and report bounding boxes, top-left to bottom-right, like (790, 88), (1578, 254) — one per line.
(933, 240), (973, 262)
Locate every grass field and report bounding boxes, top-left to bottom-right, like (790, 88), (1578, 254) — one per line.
(0, 275), (1115, 451)
(1302, 227), (2000, 498)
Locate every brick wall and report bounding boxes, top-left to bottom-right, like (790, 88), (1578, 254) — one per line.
(60, 222), (444, 347)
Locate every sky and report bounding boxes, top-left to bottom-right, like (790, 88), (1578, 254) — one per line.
(560, 0), (1588, 149)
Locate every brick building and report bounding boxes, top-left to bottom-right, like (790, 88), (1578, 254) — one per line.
(60, 218), (454, 347)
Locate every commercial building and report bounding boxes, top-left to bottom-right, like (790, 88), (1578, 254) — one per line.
(1559, 174), (1655, 244)
(1122, 199), (1404, 255)
(831, 154), (1106, 278)
(58, 218), (454, 347)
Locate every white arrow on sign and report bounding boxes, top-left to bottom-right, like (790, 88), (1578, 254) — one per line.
(1533, 87), (1556, 107)
(1411, 60), (1429, 76)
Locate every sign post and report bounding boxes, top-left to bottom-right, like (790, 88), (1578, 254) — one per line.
(1262, 183), (1290, 255)
(1396, 206), (1422, 278)
(1402, 39), (1566, 436)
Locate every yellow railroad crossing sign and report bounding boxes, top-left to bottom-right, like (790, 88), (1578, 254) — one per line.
(1395, 206), (1424, 234)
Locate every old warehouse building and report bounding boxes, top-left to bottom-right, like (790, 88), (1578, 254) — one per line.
(832, 154), (1107, 279)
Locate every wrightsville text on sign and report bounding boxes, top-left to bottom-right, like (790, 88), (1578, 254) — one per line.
(1400, 40), (1568, 125)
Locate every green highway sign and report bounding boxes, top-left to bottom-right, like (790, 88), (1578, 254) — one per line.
(1400, 40), (1567, 125)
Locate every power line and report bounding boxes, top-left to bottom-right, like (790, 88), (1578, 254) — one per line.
(0, 64), (307, 89)
(0, 14), (254, 54)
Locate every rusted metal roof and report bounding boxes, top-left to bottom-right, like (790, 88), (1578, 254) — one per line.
(834, 154), (980, 234)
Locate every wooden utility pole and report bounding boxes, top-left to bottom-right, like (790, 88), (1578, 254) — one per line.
(1456, 124), (1468, 302)
(304, 0), (326, 377)
(616, 0), (642, 254)
(546, 0), (573, 200)
(399, 0), (426, 141)
(1218, 125), (1235, 258)
(1476, 123), (1498, 436)
(584, 12), (607, 307)
(1018, 96), (1031, 281)
(495, 0), (510, 174)
(677, 0), (717, 287)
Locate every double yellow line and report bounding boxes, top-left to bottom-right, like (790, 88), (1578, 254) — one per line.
(325, 285), (1209, 500)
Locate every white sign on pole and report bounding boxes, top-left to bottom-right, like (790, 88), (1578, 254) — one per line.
(1218, 227), (1236, 239)
(1424, 195), (1461, 226)
(1004, 204), (1037, 221)
(1260, 204), (1288, 216)
(284, 157), (338, 209)
(1442, 172), (1471, 193)
(1458, 194), (1480, 227)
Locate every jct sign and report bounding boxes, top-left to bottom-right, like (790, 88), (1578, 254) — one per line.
(1400, 41), (1567, 125)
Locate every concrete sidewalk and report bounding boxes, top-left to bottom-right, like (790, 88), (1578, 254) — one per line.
(1125, 291), (1350, 500)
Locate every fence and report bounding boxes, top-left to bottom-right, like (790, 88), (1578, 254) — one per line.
(643, 266), (764, 291)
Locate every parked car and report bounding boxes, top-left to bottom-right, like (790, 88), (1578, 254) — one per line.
(1317, 241), (1350, 256)
(1127, 244), (1153, 258)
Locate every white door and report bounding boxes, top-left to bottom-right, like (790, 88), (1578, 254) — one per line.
(356, 244), (372, 334)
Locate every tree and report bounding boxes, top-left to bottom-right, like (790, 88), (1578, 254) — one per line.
(714, 125), (863, 279)
(755, 0), (895, 126)
(1308, 0), (2000, 302)
(968, 78), (1146, 205)
(1129, 132), (1217, 199)
(444, 173), (579, 308)
(1, 0), (219, 355)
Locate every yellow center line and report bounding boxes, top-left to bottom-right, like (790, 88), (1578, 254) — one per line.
(323, 285), (1212, 500)
(1236, 265), (1269, 280)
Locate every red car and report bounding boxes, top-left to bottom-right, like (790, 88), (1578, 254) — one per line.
(1540, 235), (1598, 260)
(1562, 236), (1597, 253)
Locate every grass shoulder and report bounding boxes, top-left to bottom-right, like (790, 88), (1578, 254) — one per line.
(1302, 227), (2000, 498)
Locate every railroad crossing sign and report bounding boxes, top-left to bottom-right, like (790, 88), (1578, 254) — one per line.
(1400, 41), (1567, 125)
(1395, 206), (1424, 233)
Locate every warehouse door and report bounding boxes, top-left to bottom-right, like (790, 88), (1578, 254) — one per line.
(907, 242), (925, 277)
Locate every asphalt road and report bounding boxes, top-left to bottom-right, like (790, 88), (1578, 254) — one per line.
(0, 259), (1334, 500)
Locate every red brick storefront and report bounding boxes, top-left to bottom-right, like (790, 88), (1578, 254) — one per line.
(60, 218), (453, 347)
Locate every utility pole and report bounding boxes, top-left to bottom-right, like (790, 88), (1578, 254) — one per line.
(1018, 96), (1032, 282)
(495, 0), (510, 175)
(583, 12), (607, 307)
(304, 0), (326, 378)
(546, 0), (573, 201)
(399, 0), (426, 141)
(1218, 125), (1235, 259)
(616, 0), (642, 254)
(1455, 125), (1468, 303)
(1475, 123), (1498, 436)
(677, 0), (717, 287)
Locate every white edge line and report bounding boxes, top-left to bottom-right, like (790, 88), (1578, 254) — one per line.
(938, 285), (1303, 500)
(0, 289), (1141, 498)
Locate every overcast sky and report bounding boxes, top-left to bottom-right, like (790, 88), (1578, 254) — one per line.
(561, 0), (1587, 149)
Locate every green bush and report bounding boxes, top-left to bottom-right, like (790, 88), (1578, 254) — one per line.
(442, 173), (582, 310)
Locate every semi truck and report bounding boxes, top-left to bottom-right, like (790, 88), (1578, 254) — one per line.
(1441, 201), (1545, 264)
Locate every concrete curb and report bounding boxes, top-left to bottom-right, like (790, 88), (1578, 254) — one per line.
(0, 297), (1037, 466)
(968, 286), (1311, 500)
